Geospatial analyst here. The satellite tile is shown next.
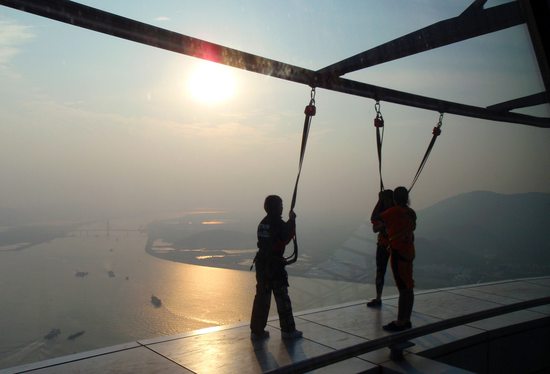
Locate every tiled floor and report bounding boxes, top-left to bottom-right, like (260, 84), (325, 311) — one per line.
(4, 277), (550, 374)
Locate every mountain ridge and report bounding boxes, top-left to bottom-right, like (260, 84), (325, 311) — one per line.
(304, 190), (550, 288)
(413, 190), (550, 287)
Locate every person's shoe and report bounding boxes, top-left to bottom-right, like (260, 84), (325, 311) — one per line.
(250, 330), (270, 340)
(382, 321), (412, 332)
(366, 298), (382, 308)
(281, 329), (303, 340)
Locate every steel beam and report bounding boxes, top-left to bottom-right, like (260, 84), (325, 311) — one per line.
(316, 77), (549, 127)
(487, 92), (548, 112)
(519, 0), (550, 96)
(1, 0), (549, 128)
(0, 0), (318, 85)
(317, 1), (524, 76)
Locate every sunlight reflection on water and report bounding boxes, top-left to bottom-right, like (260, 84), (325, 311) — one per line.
(0, 220), (386, 370)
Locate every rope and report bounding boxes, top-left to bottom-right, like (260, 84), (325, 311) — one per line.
(286, 88), (316, 265)
(374, 101), (385, 191)
(409, 112), (444, 191)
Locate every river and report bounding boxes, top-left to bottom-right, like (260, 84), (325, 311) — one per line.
(0, 219), (380, 370)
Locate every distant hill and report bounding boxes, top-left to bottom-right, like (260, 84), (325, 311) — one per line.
(304, 191), (550, 289)
(414, 191), (550, 287)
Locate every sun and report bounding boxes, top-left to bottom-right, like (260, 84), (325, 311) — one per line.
(187, 61), (236, 104)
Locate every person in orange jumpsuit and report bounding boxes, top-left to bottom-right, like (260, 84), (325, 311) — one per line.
(367, 189), (394, 307)
(380, 186), (416, 332)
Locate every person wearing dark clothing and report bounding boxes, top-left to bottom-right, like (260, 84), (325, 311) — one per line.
(250, 195), (303, 340)
(381, 186), (416, 332)
(367, 189), (394, 307)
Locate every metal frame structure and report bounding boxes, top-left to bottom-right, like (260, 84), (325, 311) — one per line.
(1, 0), (549, 128)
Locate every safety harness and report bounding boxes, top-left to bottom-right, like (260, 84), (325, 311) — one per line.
(250, 88), (316, 270)
(373, 101), (444, 192)
(285, 87), (316, 265)
(409, 112), (444, 191)
(374, 101), (385, 192)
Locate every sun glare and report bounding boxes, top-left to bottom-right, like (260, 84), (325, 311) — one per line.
(201, 220), (225, 225)
(187, 62), (236, 104)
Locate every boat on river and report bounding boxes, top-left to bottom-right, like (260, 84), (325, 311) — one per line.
(151, 295), (162, 307)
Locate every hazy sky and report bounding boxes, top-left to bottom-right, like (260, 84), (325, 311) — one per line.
(1, 0), (549, 225)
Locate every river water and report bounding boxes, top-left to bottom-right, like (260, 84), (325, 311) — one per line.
(0, 220), (380, 370)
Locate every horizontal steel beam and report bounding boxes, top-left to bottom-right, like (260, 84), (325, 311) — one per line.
(1, 0), (549, 128)
(0, 0), (317, 85)
(317, 1), (525, 76)
(487, 92), (549, 111)
(317, 77), (549, 126)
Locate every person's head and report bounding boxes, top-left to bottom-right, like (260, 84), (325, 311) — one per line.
(393, 186), (409, 206)
(264, 195), (283, 216)
(380, 189), (394, 208)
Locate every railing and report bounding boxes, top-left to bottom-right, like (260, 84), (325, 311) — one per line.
(266, 296), (550, 374)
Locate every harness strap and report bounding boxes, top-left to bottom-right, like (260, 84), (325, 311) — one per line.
(286, 88), (316, 265)
(409, 113), (444, 191)
(374, 101), (385, 191)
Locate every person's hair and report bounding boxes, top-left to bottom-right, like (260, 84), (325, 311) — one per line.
(393, 186), (409, 206)
(381, 189), (393, 200)
(379, 189), (394, 210)
(264, 195), (282, 215)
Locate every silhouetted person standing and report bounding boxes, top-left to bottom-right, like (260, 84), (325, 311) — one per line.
(381, 186), (416, 331)
(250, 195), (303, 340)
(367, 189), (394, 307)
